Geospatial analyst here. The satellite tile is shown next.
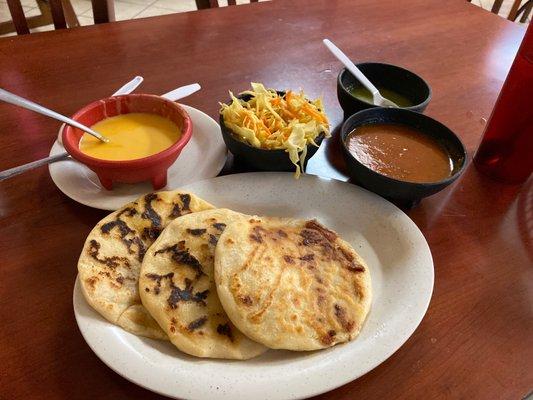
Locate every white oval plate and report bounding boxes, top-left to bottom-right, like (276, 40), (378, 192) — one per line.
(73, 172), (434, 400)
(49, 104), (227, 211)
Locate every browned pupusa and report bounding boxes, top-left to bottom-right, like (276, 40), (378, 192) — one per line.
(77, 190), (214, 340)
(139, 209), (267, 359)
(214, 217), (372, 350)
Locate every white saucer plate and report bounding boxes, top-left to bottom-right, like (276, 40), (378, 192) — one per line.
(49, 104), (226, 210)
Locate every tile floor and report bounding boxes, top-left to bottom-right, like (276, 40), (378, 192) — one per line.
(0, 0), (530, 37)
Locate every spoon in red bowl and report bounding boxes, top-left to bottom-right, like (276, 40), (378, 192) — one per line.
(0, 81), (201, 182)
(0, 89), (110, 142)
(56, 75), (144, 145)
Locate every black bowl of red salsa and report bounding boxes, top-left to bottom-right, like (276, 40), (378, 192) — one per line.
(340, 107), (467, 206)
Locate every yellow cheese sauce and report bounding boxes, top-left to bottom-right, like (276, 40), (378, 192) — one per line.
(79, 113), (181, 161)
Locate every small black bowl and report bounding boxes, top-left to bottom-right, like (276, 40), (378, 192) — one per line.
(219, 92), (325, 171)
(340, 108), (467, 205)
(337, 63), (431, 118)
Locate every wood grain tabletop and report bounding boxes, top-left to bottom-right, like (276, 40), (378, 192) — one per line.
(0, 0), (531, 399)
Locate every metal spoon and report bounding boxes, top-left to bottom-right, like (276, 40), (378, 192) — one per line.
(0, 82), (201, 182)
(0, 76), (144, 182)
(0, 88), (110, 142)
(57, 76), (144, 144)
(323, 39), (399, 108)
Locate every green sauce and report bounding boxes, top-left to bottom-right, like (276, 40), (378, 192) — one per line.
(349, 86), (413, 107)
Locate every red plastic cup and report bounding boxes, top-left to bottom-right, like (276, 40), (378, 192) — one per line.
(473, 23), (533, 184)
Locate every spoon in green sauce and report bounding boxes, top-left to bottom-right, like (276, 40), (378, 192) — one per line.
(349, 86), (413, 108)
(323, 38), (400, 108)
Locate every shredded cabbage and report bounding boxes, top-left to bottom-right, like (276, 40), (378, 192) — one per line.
(220, 83), (330, 178)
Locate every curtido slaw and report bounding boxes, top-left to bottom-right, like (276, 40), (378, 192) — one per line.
(220, 83), (330, 177)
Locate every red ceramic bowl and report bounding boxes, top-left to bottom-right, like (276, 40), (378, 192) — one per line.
(62, 94), (192, 190)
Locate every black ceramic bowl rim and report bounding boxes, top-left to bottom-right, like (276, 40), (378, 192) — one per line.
(340, 108), (467, 188)
(338, 62), (432, 111)
(219, 91), (326, 153)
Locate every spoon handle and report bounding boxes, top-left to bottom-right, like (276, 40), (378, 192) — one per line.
(0, 152), (70, 182)
(112, 76), (144, 96)
(322, 39), (380, 96)
(0, 88), (109, 143)
(161, 83), (201, 101)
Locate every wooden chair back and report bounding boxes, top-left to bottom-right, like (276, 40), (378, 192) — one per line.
(478, 0), (532, 22)
(196, 0), (259, 9)
(3, 0), (111, 36)
(91, 0), (115, 24)
(6, 0), (66, 35)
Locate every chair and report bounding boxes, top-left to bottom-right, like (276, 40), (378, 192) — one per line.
(512, 0), (532, 22)
(195, 0), (258, 9)
(488, 0), (532, 22)
(90, 0), (114, 24)
(1, 0), (111, 36)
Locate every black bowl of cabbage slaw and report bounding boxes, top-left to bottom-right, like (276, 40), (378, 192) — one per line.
(219, 87), (328, 175)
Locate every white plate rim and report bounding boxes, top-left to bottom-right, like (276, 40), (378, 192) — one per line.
(73, 172), (434, 400)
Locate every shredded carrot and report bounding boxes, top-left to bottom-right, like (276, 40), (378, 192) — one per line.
(285, 91), (293, 109)
(259, 119), (271, 134)
(302, 104), (327, 123)
(283, 108), (297, 120)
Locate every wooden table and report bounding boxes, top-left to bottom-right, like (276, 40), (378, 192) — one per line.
(0, 1), (531, 399)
